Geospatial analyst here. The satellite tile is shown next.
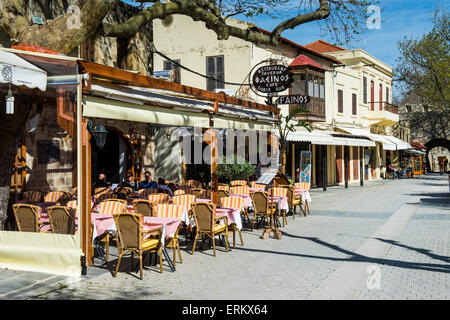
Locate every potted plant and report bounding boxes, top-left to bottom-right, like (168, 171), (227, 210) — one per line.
(216, 155), (255, 183)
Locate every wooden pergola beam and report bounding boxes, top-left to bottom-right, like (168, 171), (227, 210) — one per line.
(78, 60), (280, 115)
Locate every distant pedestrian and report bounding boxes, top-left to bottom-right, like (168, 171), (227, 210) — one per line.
(439, 160), (445, 174)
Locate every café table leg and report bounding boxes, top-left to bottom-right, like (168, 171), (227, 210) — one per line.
(162, 248), (176, 272)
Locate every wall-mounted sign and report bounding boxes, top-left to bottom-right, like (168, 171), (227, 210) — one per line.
(252, 65), (293, 93)
(274, 95), (310, 105)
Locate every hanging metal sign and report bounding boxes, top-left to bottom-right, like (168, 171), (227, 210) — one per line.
(252, 65), (293, 93)
(274, 95), (310, 105)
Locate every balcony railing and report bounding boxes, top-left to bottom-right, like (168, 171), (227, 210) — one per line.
(289, 97), (326, 122)
(384, 102), (398, 114)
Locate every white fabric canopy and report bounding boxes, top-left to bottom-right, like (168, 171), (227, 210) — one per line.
(286, 129), (334, 145)
(383, 136), (412, 150)
(0, 51), (47, 91)
(336, 126), (398, 150)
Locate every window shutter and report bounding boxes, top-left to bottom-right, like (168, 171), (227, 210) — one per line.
(352, 93), (357, 115)
(363, 77), (367, 104)
(338, 89), (343, 113)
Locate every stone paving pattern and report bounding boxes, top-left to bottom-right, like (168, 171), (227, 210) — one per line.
(1, 174), (448, 300)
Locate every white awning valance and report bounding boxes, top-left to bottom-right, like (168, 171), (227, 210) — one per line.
(383, 136), (412, 150)
(83, 95), (212, 127)
(286, 129), (334, 145)
(0, 51), (47, 91)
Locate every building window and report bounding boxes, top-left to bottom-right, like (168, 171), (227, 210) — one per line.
(338, 89), (343, 113)
(406, 105), (411, 112)
(386, 87), (389, 104)
(352, 93), (357, 115)
(206, 55), (224, 91)
(379, 83), (383, 110)
(370, 80), (374, 111)
(163, 59), (181, 83)
(363, 76), (367, 104)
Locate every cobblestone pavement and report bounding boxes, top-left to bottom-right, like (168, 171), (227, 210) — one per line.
(1, 175), (449, 300)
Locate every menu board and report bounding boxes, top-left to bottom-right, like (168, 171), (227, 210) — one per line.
(299, 151), (312, 183)
(255, 171), (278, 185)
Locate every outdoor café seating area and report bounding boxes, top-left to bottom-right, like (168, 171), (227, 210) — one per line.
(12, 179), (312, 279)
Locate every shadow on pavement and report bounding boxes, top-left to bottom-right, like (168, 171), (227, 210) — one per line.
(231, 231), (450, 274)
(374, 238), (450, 264)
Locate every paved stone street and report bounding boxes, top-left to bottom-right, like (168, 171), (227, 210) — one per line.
(1, 174), (449, 300)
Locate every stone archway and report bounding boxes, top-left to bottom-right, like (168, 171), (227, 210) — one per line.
(425, 138), (450, 172)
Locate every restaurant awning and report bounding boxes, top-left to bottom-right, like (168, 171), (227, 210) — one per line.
(0, 50), (47, 91)
(83, 95), (212, 128)
(369, 134), (397, 151)
(329, 136), (376, 147)
(336, 126), (397, 150)
(383, 136), (412, 150)
(85, 83), (276, 131)
(286, 128), (334, 145)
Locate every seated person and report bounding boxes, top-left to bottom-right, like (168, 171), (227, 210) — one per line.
(93, 173), (110, 188)
(120, 172), (139, 191)
(139, 171), (158, 190)
(156, 177), (174, 197)
(387, 164), (400, 179)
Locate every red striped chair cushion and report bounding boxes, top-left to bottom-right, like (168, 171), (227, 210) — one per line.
(221, 196), (244, 211)
(154, 204), (185, 219)
(98, 200), (127, 215)
(230, 186), (250, 195)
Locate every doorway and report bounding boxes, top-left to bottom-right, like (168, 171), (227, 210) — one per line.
(91, 129), (128, 185)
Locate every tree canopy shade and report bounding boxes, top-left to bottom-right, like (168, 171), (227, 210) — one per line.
(0, 0), (378, 54)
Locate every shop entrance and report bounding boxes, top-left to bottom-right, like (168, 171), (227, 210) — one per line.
(91, 129), (129, 185)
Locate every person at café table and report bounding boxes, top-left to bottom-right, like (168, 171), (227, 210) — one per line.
(93, 172), (110, 188)
(120, 172), (139, 191)
(139, 171), (158, 190)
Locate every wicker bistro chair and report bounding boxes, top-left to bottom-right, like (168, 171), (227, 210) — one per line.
(294, 182), (311, 216)
(186, 179), (201, 187)
(138, 188), (158, 199)
(250, 182), (266, 191)
(12, 204), (46, 232)
(47, 206), (76, 235)
(94, 192), (118, 204)
(218, 189), (230, 206)
(230, 180), (247, 186)
(153, 204), (186, 268)
(268, 187), (288, 227)
(148, 193), (170, 205)
(133, 199), (155, 217)
(172, 194), (196, 244)
(250, 191), (277, 231)
(113, 212), (163, 279)
(220, 196), (245, 248)
(218, 184), (229, 191)
(191, 203), (229, 256)
(96, 199), (128, 262)
(191, 188), (207, 199)
(44, 191), (72, 204)
(229, 186), (250, 196)
(280, 185), (302, 219)
(23, 191), (43, 202)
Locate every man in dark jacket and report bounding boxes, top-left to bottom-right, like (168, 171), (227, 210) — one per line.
(120, 172), (139, 191)
(139, 171), (158, 190)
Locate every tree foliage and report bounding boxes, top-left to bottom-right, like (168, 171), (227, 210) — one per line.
(216, 155), (255, 182)
(395, 9), (450, 140)
(0, 0), (377, 54)
(395, 10), (449, 111)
